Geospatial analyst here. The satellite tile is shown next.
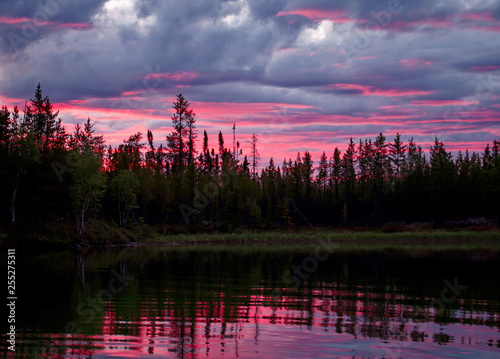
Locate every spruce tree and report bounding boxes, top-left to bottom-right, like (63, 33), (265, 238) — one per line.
(166, 94), (196, 174)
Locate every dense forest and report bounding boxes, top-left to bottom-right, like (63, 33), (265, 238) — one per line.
(1, 85), (499, 237)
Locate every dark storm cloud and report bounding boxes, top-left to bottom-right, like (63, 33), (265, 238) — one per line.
(0, 0), (106, 22)
(453, 53), (500, 73)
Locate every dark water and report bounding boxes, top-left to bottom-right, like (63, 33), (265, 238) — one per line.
(1, 244), (500, 358)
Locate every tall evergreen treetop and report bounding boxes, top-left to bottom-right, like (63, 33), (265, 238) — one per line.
(166, 94), (196, 173)
(24, 83), (65, 151)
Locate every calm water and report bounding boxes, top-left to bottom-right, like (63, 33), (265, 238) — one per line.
(1, 244), (500, 358)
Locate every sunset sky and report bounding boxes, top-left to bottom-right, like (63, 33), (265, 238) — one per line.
(1, 0), (500, 166)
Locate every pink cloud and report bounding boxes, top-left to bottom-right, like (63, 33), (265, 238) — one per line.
(400, 59), (433, 68)
(354, 56), (375, 61)
(121, 90), (142, 96)
(192, 102), (318, 120)
(276, 8), (348, 22)
(66, 99), (88, 105)
(328, 83), (434, 97)
(278, 47), (298, 53)
(467, 65), (500, 73)
(460, 12), (495, 22)
(58, 22), (92, 29)
(145, 71), (199, 82)
(10, 91), (497, 166)
(0, 15), (91, 29)
(0, 94), (25, 107)
(0, 16), (31, 24)
(385, 12), (500, 32)
(411, 100), (479, 106)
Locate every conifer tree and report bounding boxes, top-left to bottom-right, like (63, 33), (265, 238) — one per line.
(317, 151), (328, 192)
(251, 133), (260, 179)
(330, 148), (342, 202)
(166, 94), (196, 174)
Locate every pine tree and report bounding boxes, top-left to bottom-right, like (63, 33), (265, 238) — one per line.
(429, 137), (456, 217)
(374, 132), (389, 189)
(357, 138), (374, 190)
(202, 130), (209, 154)
(341, 138), (356, 213)
(389, 133), (406, 221)
(330, 148), (342, 202)
(218, 131), (224, 156)
(23, 83), (65, 152)
(317, 151), (328, 192)
(200, 130), (210, 172)
(389, 133), (406, 180)
(69, 118), (104, 155)
(251, 133), (260, 179)
(166, 94), (196, 174)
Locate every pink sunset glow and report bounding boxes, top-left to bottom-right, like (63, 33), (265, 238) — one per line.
(276, 8), (348, 22)
(0, 1), (499, 167)
(0, 15), (92, 29)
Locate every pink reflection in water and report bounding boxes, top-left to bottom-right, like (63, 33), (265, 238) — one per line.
(48, 287), (499, 358)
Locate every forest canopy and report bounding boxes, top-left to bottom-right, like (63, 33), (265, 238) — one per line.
(1, 85), (499, 236)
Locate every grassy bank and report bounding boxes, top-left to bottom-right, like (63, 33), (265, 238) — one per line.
(2, 220), (500, 252)
(144, 229), (500, 252)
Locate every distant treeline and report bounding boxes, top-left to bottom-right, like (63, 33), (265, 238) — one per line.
(1, 85), (499, 235)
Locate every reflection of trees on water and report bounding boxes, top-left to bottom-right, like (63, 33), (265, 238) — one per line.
(88, 283), (499, 357)
(88, 251), (500, 356)
(8, 249), (500, 357)
(77, 255), (87, 292)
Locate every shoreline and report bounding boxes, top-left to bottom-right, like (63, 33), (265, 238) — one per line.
(2, 221), (500, 252)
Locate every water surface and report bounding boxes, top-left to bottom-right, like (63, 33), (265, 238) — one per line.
(1, 244), (499, 358)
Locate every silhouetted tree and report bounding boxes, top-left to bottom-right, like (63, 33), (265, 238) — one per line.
(166, 94), (196, 173)
(317, 151), (328, 192)
(429, 137), (456, 217)
(330, 148), (342, 203)
(2, 85), (500, 232)
(341, 138), (356, 221)
(251, 133), (260, 179)
(23, 83), (66, 153)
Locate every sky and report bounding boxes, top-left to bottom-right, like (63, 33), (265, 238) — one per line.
(1, 0), (500, 167)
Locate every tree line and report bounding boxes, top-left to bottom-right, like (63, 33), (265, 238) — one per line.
(1, 85), (499, 235)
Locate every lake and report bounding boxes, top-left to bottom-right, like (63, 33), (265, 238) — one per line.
(1, 244), (500, 358)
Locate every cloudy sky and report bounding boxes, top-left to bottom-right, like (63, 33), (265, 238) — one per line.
(1, 0), (500, 166)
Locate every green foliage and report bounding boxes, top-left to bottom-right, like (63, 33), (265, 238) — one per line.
(70, 153), (107, 235)
(110, 170), (140, 228)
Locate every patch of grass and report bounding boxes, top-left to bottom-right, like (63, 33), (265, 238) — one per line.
(141, 228), (500, 252)
(3, 221), (500, 252)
